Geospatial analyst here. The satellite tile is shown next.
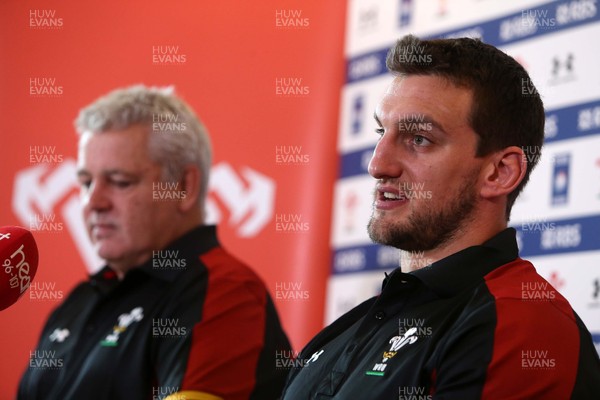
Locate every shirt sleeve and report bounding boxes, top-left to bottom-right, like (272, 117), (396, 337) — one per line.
(152, 247), (280, 400)
(431, 290), (582, 399)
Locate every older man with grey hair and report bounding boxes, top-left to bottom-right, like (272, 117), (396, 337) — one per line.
(19, 85), (291, 400)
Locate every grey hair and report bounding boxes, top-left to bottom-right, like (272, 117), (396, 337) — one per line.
(74, 84), (212, 214)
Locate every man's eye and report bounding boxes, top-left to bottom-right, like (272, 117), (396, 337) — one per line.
(375, 127), (384, 136)
(78, 180), (91, 189)
(112, 180), (132, 188)
(413, 135), (431, 146)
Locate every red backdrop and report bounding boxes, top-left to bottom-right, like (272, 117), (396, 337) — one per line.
(0, 0), (345, 396)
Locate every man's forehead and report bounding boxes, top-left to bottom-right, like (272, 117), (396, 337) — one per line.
(77, 130), (94, 147)
(376, 76), (472, 118)
(76, 128), (155, 169)
(383, 75), (460, 95)
(77, 128), (149, 152)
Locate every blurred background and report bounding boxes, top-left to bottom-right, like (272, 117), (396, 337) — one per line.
(1, 0), (599, 396)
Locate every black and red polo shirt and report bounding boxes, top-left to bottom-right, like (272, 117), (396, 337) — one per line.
(281, 228), (600, 399)
(18, 225), (291, 400)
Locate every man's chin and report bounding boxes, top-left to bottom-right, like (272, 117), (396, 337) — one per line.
(368, 219), (428, 252)
(94, 243), (121, 263)
(368, 219), (402, 247)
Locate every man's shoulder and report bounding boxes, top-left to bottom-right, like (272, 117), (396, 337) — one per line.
(485, 258), (571, 305)
(443, 258), (577, 335)
(479, 257), (577, 328)
(197, 245), (261, 280)
(193, 245), (269, 300)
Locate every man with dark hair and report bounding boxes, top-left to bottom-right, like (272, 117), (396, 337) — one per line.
(19, 85), (291, 400)
(281, 35), (600, 399)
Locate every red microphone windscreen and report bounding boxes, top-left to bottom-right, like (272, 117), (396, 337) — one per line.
(0, 226), (39, 311)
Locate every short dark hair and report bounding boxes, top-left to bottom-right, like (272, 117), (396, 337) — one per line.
(386, 35), (545, 219)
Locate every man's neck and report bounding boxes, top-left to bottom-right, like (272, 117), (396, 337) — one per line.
(400, 220), (507, 272)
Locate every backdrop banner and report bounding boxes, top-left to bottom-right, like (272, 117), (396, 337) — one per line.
(329, 0), (600, 360)
(0, 0), (346, 396)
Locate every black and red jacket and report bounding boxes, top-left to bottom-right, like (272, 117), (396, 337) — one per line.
(282, 228), (600, 399)
(19, 225), (291, 400)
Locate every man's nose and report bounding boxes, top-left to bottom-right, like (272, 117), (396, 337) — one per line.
(82, 180), (111, 213)
(368, 133), (403, 179)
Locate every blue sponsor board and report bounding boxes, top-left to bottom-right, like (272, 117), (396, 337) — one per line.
(340, 146), (374, 178)
(551, 153), (571, 206)
(545, 99), (600, 143)
(333, 215), (600, 274)
(347, 48), (390, 83)
(351, 93), (365, 135)
(446, 0), (600, 47)
(592, 333), (600, 356)
(333, 243), (399, 274)
(398, 0), (413, 28)
(513, 215), (600, 257)
(347, 0), (600, 83)
(333, 243), (437, 274)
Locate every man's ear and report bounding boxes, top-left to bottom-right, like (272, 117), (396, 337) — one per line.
(480, 146), (527, 199)
(177, 165), (202, 213)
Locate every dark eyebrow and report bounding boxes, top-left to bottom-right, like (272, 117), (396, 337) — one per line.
(374, 112), (447, 135)
(76, 169), (90, 178)
(397, 115), (447, 135)
(373, 112), (382, 126)
(76, 169), (139, 179)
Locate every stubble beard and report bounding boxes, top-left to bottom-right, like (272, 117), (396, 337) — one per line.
(367, 177), (478, 252)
